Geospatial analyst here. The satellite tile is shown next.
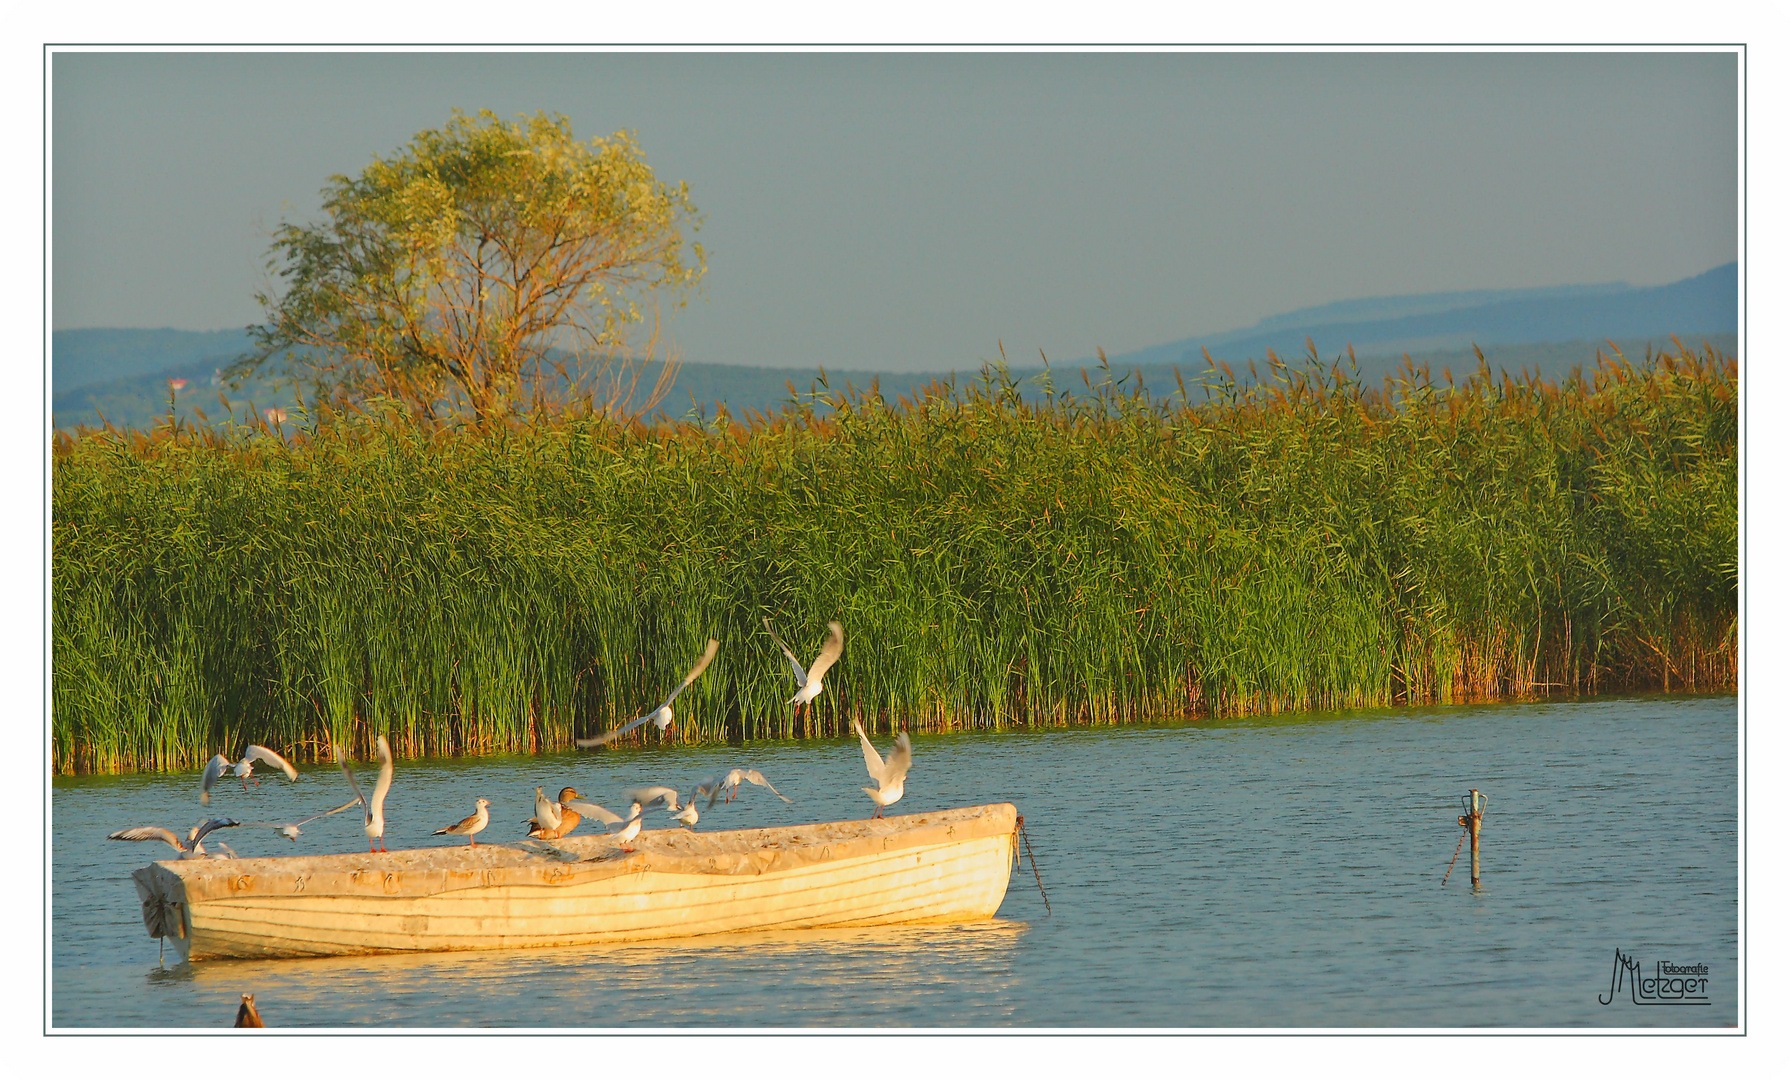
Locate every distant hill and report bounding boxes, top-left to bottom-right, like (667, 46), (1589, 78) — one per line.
(54, 327), (252, 394)
(52, 262), (1738, 431)
(1104, 262), (1736, 369)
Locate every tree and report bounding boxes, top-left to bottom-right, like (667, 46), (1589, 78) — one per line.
(232, 109), (704, 424)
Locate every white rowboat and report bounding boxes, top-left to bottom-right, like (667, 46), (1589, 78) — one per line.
(129, 803), (1019, 961)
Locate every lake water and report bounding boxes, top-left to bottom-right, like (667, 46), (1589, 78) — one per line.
(49, 694), (1738, 1028)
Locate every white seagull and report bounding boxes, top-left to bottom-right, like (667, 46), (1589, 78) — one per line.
(108, 817), (240, 859)
(533, 786), (563, 835)
(200, 745), (299, 804)
(692, 776), (724, 806)
(763, 619), (844, 722)
(337, 736), (394, 853)
(670, 801), (699, 829)
(612, 803), (646, 852)
(714, 767), (793, 806)
(621, 785), (682, 812)
(576, 638), (720, 748)
(434, 798), (492, 846)
(853, 721), (912, 819)
(561, 795), (626, 828)
(239, 798), (364, 841)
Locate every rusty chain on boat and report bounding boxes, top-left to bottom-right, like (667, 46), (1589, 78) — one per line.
(1014, 813), (1050, 915)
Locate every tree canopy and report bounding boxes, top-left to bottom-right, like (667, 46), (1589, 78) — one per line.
(233, 109), (704, 424)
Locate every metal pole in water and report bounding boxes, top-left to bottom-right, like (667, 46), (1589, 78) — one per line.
(1463, 789), (1486, 886)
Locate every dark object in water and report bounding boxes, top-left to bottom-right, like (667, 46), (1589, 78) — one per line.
(234, 993), (265, 1027)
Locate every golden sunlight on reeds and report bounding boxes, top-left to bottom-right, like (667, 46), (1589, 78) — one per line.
(51, 342), (1736, 774)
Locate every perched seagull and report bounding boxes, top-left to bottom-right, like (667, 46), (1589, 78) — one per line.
(200, 746), (299, 804)
(434, 798), (491, 846)
(526, 788), (588, 840)
(621, 785), (682, 812)
(337, 736), (394, 853)
(853, 721), (912, 819)
(612, 803), (645, 852)
(670, 802), (699, 830)
(763, 619), (844, 723)
(576, 638), (720, 748)
(240, 799), (363, 842)
(234, 993), (265, 1028)
(715, 767), (794, 806)
(531, 786), (563, 836)
(108, 817), (240, 859)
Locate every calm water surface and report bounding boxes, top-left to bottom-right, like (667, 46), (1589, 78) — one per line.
(50, 694), (1737, 1028)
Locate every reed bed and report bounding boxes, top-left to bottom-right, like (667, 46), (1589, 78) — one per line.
(52, 344), (1737, 774)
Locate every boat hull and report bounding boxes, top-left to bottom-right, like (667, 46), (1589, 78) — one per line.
(130, 803), (1018, 960)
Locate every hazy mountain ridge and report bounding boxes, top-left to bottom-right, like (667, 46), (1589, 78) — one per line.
(52, 262), (1738, 430)
(1102, 263), (1736, 370)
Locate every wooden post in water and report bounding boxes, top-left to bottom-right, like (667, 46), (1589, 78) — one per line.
(1458, 789), (1487, 886)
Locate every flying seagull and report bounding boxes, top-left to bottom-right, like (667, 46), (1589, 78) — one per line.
(108, 817), (240, 859)
(621, 785), (682, 812)
(200, 745), (299, 804)
(239, 798), (364, 841)
(337, 736), (393, 853)
(853, 721), (912, 819)
(576, 639), (720, 748)
(715, 767), (793, 806)
(763, 619), (844, 723)
(434, 798), (491, 846)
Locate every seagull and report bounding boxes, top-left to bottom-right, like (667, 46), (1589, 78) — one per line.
(239, 799), (363, 841)
(621, 785), (682, 812)
(763, 618), (844, 724)
(576, 638), (720, 748)
(527, 788), (593, 840)
(716, 767), (793, 806)
(692, 776), (724, 806)
(853, 721), (912, 819)
(337, 736), (393, 853)
(200, 746), (299, 804)
(670, 802), (699, 829)
(612, 803), (645, 852)
(108, 817), (240, 859)
(528, 786), (564, 837)
(560, 792), (626, 828)
(434, 798), (491, 846)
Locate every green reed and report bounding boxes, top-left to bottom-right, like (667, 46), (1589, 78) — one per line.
(51, 343), (1736, 774)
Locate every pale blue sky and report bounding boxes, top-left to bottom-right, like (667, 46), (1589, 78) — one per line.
(51, 51), (1738, 372)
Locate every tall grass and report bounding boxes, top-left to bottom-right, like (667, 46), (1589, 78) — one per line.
(52, 343), (1737, 774)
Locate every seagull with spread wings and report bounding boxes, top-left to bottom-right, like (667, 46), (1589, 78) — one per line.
(337, 736), (393, 853)
(239, 798), (364, 841)
(853, 720), (912, 819)
(199, 745), (299, 804)
(108, 817), (240, 859)
(763, 619), (844, 725)
(713, 767), (793, 806)
(576, 639), (720, 749)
